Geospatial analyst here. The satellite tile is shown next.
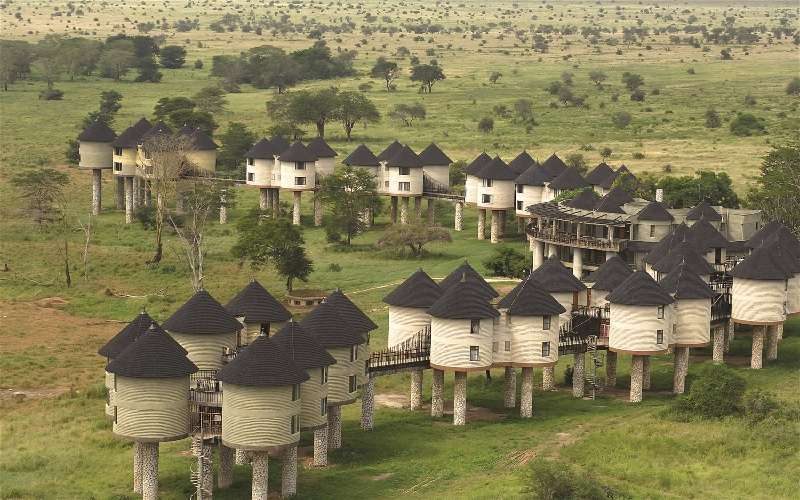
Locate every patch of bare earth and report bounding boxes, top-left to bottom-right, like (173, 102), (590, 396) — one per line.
(374, 393), (407, 409)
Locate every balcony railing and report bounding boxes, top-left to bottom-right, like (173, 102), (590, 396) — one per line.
(528, 226), (626, 252)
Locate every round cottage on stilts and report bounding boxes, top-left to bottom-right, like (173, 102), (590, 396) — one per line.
(225, 279), (292, 344)
(78, 120), (117, 216)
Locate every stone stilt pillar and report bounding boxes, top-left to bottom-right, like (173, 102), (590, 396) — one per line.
(542, 366), (555, 391)
(454, 202), (463, 231)
(259, 188), (269, 210)
(390, 196), (398, 223)
(140, 442), (159, 500)
(218, 444), (233, 489)
(124, 177), (134, 224)
(490, 210), (500, 243)
(292, 191), (302, 225)
(116, 176), (125, 209)
(313, 196), (323, 226)
(313, 425), (328, 467)
(766, 325), (779, 361)
(642, 356), (651, 390)
(606, 351), (617, 387)
(573, 352), (585, 398)
(477, 209), (486, 240)
(132, 176), (140, 212)
(362, 207), (373, 228)
(281, 444), (297, 497)
(91, 169), (102, 215)
(453, 371), (467, 426)
(630, 355), (644, 403)
(751, 325), (765, 369)
(235, 449), (249, 465)
(272, 188), (280, 214)
(503, 367), (516, 408)
(133, 441), (143, 493)
(219, 192), (228, 225)
(520, 367), (533, 418)
(399, 197), (409, 224)
(777, 323), (783, 341)
(712, 327), (725, 364)
(328, 406), (342, 449)
(673, 347), (689, 395)
(251, 452), (268, 500)
(431, 368), (444, 418)
(427, 199), (435, 224)
(410, 369), (423, 410)
(361, 376), (375, 431)
(414, 196), (422, 219)
(201, 441), (213, 498)
(572, 248), (583, 279)
(548, 243), (557, 257)
(532, 239), (544, 270)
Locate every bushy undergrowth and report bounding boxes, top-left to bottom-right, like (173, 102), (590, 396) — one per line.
(667, 364), (745, 419)
(524, 458), (623, 499)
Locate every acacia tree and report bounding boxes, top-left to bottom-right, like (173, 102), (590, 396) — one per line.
(410, 63), (445, 93)
(389, 103), (426, 126)
(589, 70), (607, 87)
(746, 142), (800, 235)
(377, 224), (452, 257)
(335, 91), (380, 140)
(268, 87), (340, 137)
(171, 178), (223, 291)
(370, 57), (399, 91)
(317, 166), (380, 245)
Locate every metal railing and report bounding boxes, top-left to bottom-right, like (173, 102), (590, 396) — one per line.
(368, 326), (431, 373)
(711, 292), (732, 323)
(527, 226), (626, 252)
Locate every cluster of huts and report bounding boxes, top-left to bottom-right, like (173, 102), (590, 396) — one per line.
(99, 282), (374, 499)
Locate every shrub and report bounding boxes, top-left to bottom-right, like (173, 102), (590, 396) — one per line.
(705, 108), (721, 128)
(630, 89), (646, 101)
(478, 117), (494, 133)
(744, 94), (757, 106)
(600, 147), (612, 159)
(483, 246), (527, 278)
(135, 206), (156, 229)
(327, 263), (342, 272)
(730, 113), (766, 136)
(39, 89), (64, 100)
(687, 67), (695, 75)
(786, 77), (800, 95)
(742, 389), (779, 424)
(325, 225), (342, 244)
(525, 458), (618, 500)
(564, 365), (574, 386)
(611, 111), (632, 129)
(632, 152), (645, 159)
(669, 364), (746, 419)
(194, 59), (203, 69)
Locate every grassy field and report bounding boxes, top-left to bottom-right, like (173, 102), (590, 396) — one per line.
(1, 0), (799, 498)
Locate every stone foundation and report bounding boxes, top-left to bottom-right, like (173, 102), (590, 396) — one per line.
(477, 209), (486, 240)
(133, 441), (143, 493)
(91, 169), (102, 216)
(503, 367), (516, 408)
(235, 449), (249, 465)
(410, 369), (423, 410)
(542, 366), (555, 391)
(251, 452), (268, 500)
(390, 196), (398, 223)
(292, 191), (302, 225)
(431, 368), (444, 418)
(259, 188), (269, 210)
(751, 326), (765, 369)
(454, 202), (463, 231)
(313, 426), (328, 467)
(218, 444), (233, 489)
(490, 210), (500, 244)
(520, 367), (533, 418)
(573, 352), (585, 398)
(642, 356), (651, 390)
(140, 442), (159, 500)
(453, 371), (467, 426)
(399, 197), (409, 224)
(630, 355), (645, 403)
(712, 327), (725, 364)
(124, 176), (134, 224)
(360, 376), (375, 430)
(606, 351), (617, 387)
(313, 196), (323, 226)
(116, 177), (125, 209)
(282, 444), (298, 497)
(672, 347), (689, 395)
(766, 324), (779, 361)
(328, 406), (342, 449)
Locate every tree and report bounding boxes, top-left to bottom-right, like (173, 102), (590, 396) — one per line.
(268, 88), (340, 138)
(370, 56), (400, 91)
(449, 160), (467, 186)
(483, 246), (527, 278)
(489, 71), (502, 84)
(193, 85), (228, 114)
(81, 91), (123, 129)
(705, 108), (721, 128)
(621, 72), (644, 91)
(478, 117), (494, 134)
(217, 122), (256, 174)
(786, 77), (800, 96)
(11, 168), (70, 226)
(565, 153), (587, 174)
(377, 224), (452, 257)
(600, 147), (612, 160)
(589, 70), (607, 87)
(98, 40), (136, 80)
(746, 141), (800, 235)
(232, 209), (314, 291)
(658, 171), (740, 209)
(720, 48), (733, 60)
(159, 45), (187, 69)
(611, 111), (632, 129)
(135, 57), (162, 82)
(317, 166), (380, 245)
(335, 91), (380, 141)
(62, 38), (102, 81)
(154, 97), (196, 121)
(389, 102), (426, 126)
(513, 99), (535, 124)
(729, 113), (766, 136)
(168, 109), (217, 135)
(33, 37), (65, 90)
(410, 63), (445, 93)
(0, 40), (32, 91)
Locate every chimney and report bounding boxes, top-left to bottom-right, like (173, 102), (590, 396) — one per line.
(655, 188), (664, 202)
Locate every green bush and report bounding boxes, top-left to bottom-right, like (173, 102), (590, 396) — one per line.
(564, 365), (574, 386)
(483, 246), (528, 278)
(742, 389), (779, 424)
(669, 364), (746, 419)
(525, 458), (619, 499)
(730, 113), (766, 136)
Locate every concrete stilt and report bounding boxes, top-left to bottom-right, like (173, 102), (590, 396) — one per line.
(116, 176), (125, 209)
(414, 196), (422, 219)
(630, 355), (644, 403)
(606, 351), (617, 387)
(573, 352), (585, 398)
(361, 376), (375, 430)
(140, 442), (159, 500)
(712, 327), (725, 364)
(91, 169), (102, 215)
(133, 441), (143, 493)
(390, 196), (398, 223)
(235, 449), (249, 465)
(453, 371), (467, 426)
(399, 197), (409, 224)
(251, 452), (268, 500)
(201, 442), (213, 497)
(272, 188), (280, 214)
(532, 239), (544, 269)
(751, 326), (765, 369)
(490, 210), (500, 243)
(673, 347), (689, 395)
(520, 367), (533, 418)
(218, 444), (233, 489)
(313, 196), (323, 226)
(542, 366), (555, 391)
(503, 367), (516, 408)
(259, 188), (269, 210)
(766, 325), (779, 361)
(572, 248), (583, 279)
(477, 209), (486, 240)
(292, 191), (302, 225)
(431, 368), (444, 418)
(454, 202), (463, 231)
(124, 177), (134, 224)
(362, 207), (373, 228)
(219, 192), (228, 225)
(410, 369), (423, 410)
(313, 425), (328, 467)
(328, 406), (342, 449)
(642, 356), (651, 390)
(777, 323), (783, 341)
(281, 444), (297, 497)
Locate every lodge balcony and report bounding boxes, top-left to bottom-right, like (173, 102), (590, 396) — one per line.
(527, 225), (627, 252)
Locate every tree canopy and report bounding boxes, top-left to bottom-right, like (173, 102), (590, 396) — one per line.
(746, 141), (800, 235)
(410, 63), (445, 93)
(318, 166), (380, 245)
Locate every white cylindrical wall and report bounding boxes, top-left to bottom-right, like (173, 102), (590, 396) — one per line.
(386, 167), (423, 196)
(299, 368), (328, 430)
(222, 384), (300, 451)
(635, 220), (673, 243)
(185, 150), (216, 173)
(112, 376), (190, 442)
(609, 303), (671, 354)
(326, 346), (359, 405)
(465, 175), (479, 204)
(515, 185), (543, 216)
(477, 179), (515, 210)
(509, 314), (560, 366)
(588, 287), (611, 309)
(167, 331), (237, 371)
(280, 161), (316, 191)
(246, 158), (276, 187)
(113, 148), (138, 177)
(787, 274), (800, 316)
(492, 312), (513, 366)
(79, 142), (113, 170)
(672, 298), (711, 346)
(430, 317), (493, 370)
(387, 306), (430, 348)
(731, 278), (787, 325)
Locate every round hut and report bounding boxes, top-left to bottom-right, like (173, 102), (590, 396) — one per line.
(547, 166), (590, 201)
(245, 138), (280, 187)
(643, 223), (690, 276)
(428, 274), (500, 425)
(279, 141), (318, 225)
(474, 156), (517, 243)
(514, 162), (549, 218)
(584, 162), (616, 196)
(634, 201), (675, 244)
(528, 255), (588, 321)
(686, 218), (729, 266)
(113, 118), (151, 211)
(508, 151), (536, 178)
(438, 261), (498, 301)
(271, 321), (336, 468)
(764, 227), (800, 317)
(651, 240), (715, 283)
(106, 325), (197, 500)
(585, 255), (633, 309)
(498, 276), (565, 417)
(418, 143), (453, 188)
(376, 140), (404, 195)
(607, 270), (674, 402)
(217, 335), (308, 499)
(464, 152), (492, 205)
(79, 120), (117, 215)
(343, 144), (381, 180)
(225, 280), (292, 345)
(180, 126), (218, 173)
(307, 137), (337, 178)
(386, 145), (424, 221)
(685, 201), (722, 230)
(659, 261), (715, 394)
(326, 289), (376, 388)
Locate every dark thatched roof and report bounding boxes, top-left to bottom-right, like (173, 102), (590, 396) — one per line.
(438, 262), (498, 298)
(418, 143), (452, 166)
(762, 233), (800, 273)
(225, 280), (291, 324)
(98, 311), (159, 359)
(549, 166), (590, 191)
(106, 325), (198, 378)
(529, 256), (587, 292)
(540, 154), (568, 179)
(686, 201), (722, 222)
(659, 263), (716, 300)
(508, 151), (537, 175)
(376, 140), (403, 162)
(637, 201), (674, 222)
(162, 290), (243, 335)
(595, 187), (633, 213)
(113, 118), (152, 148)
(344, 144), (380, 167)
(141, 121), (172, 142)
(652, 241), (716, 276)
(475, 156), (517, 180)
(383, 269), (442, 308)
(464, 152), (492, 175)
(270, 136), (291, 155)
(644, 223), (690, 264)
(586, 255), (633, 291)
(607, 270), (674, 306)
(733, 245), (792, 280)
(326, 289), (378, 333)
(246, 138), (278, 159)
(79, 121), (116, 143)
(300, 301), (366, 348)
(687, 219), (729, 251)
(585, 162), (615, 186)
(428, 275), (500, 320)
(181, 127), (218, 150)
(307, 137), (338, 158)
(566, 189), (600, 210)
(387, 145), (422, 168)
(515, 164), (551, 186)
(279, 141), (318, 163)
(498, 276), (566, 316)
(217, 335), (308, 387)
(745, 221), (783, 249)
(271, 321), (336, 370)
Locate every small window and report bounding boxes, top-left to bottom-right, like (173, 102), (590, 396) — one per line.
(470, 319), (480, 334)
(649, 225), (656, 238)
(321, 397), (328, 416)
(542, 316), (551, 331)
(384, 180), (389, 188)
(296, 162), (306, 170)
(321, 366), (328, 384)
(247, 172), (255, 182)
(399, 166), (410, 175)
(295, 177), (306, 185)
(348, 375), (358, 393)
(469, 346), (480, 361)
(517, 184), (523, 193)
(114, 162), (122, 171)
(114, 406), (118, 424)
(483, 178), (493, 187)
(114, 147), (123, 156)
(350, 345), (358, 362)
(657, 305), (665, 319)
(542, 342), (551, 357)
(482, 194), (492, 203)
(291, 384), (300, 401)
(517, 200), (523, 210)
(492, 341), (498, 353)
(290, 414), (300, 434)
(656, 329), (664, 344)
(504, 341), (511, 352)
(260, 323), (269, 335)
(399, 181), (411, 191)
(247, 157), (254, 166)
